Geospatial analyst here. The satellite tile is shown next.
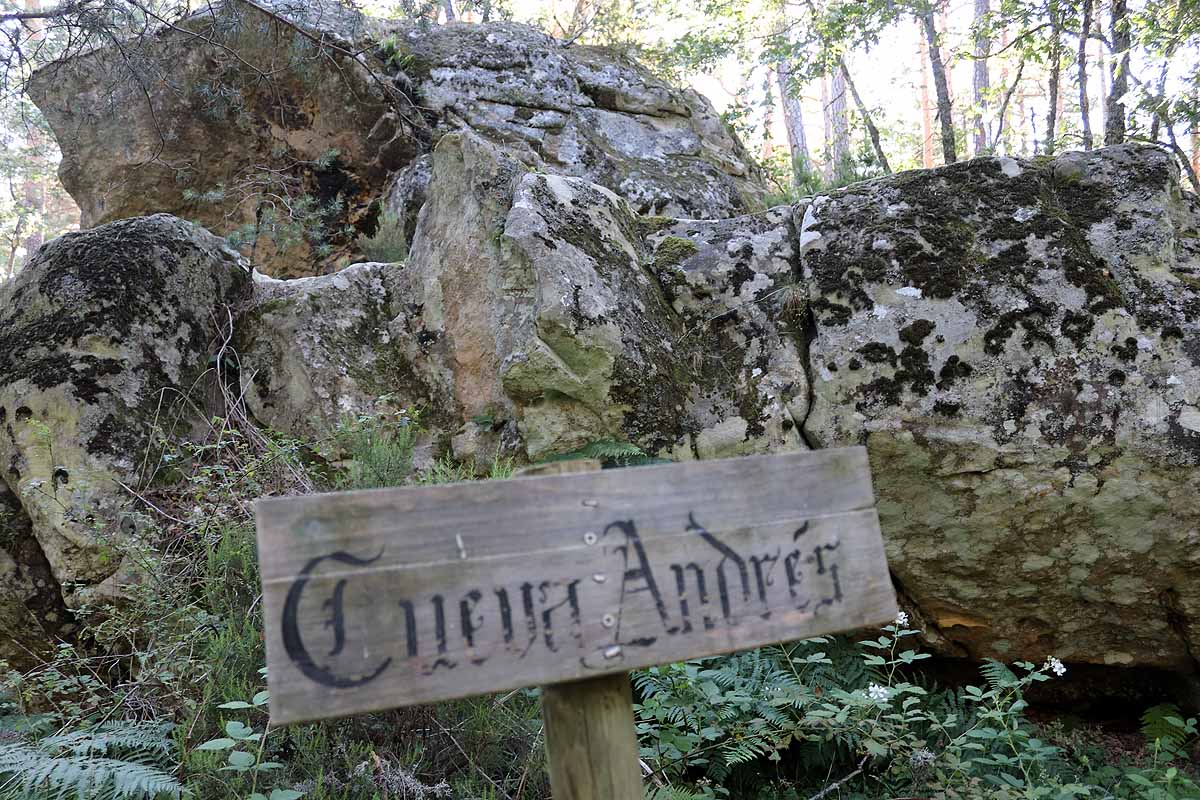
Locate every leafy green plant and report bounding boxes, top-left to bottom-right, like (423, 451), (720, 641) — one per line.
(543, 438), (662, 467)
(0, 720), (182, 799)
(355, 211), (408, 263)
(194, 671), (302, 800)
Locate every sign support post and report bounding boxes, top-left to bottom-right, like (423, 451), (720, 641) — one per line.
(542, 671), (644, 799)
(521, 459), (644, 799)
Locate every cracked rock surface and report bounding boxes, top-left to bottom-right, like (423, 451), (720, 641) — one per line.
(796, 145), (1200, 670)
(29, 0), (767, 277)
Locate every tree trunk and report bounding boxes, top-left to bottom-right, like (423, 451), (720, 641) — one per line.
(829, 68), (851, 181)
(992, 59), (1025, 153)
(838, 58), (891, 174)
(920, 7), (957, 164)
(1192, 90), (1200, 187)
(442, 0), (455, 21)
(821, 75), (833, 180)
(918, 29), (935, 168)
(1098, 37), (1108, 134)
(776, 58), (812, 190)
(19, 0), (45, 264)
(1161, 112), (1200, 193)
(1045, 0), (1062, 155)
(972, 0), (991, 155)
(1106, 0), (1130, 145)
(1078, 0), (1094, 149)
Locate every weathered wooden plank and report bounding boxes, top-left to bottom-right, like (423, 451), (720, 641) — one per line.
(256, 448), (876, 581)
(542, 673), (643, 800)
(255, 447), (897, 724)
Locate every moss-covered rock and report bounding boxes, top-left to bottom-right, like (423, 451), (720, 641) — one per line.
(234, 262), (449, 443)
(29, 1), (768, 279)
(0, 214), (251, 615)
(799, 144), (1200, 672)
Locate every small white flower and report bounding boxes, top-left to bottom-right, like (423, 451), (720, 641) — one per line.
(909, 748), (936, 768)
(1044, 656), (1066, 677)
(866, 683), (890, 703)
(894, 611), (910, 628)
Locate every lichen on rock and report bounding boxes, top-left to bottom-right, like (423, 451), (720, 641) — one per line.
(0, 214), (251, 611)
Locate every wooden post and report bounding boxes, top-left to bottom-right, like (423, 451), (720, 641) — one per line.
(519, 460), (644, 799)
(542, 672), (644, 799)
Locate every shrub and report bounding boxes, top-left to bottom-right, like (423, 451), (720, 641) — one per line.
(355, 212), (407, 263)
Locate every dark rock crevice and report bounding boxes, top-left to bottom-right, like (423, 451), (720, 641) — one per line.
(1, 479), (76, 669)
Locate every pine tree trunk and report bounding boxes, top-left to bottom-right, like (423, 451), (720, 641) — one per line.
(19, 0), (45, 263)
(838, 58), (891, 174)
(442, 0), (456, 21)
(830, 68), (851, 181)
(972, 0), (991, 155)
(1098, 38), (1108, 133)
(821, 75), (833, 180)
(1045, 0), (1061, 155)
(776, 59), (811, 190)
(920, 7), (957, 164)
(1078, 0), (1093, 149)
(992, 59), (1025, 153)
(1106, 0), (1130, 145)
(919, 30), (935, 168)
(1192, 90), (1200, 186)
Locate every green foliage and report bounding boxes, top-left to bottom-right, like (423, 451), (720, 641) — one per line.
(634, 618), (1200, 799)
(333, 404), (421, 489)
(183, 149), (353, 261)
(0, 721), (182, 799)
(1141, 704), (1194, 752)
(355, 211), (408, 263)
(542, 439), (662, 468)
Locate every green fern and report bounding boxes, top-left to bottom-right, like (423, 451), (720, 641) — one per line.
(1141, 703), (1188, 748)
(646, 786), (709, 800)
(41, 721), (175, 762)
(980, 658), (1019, 692)
(0, 721), (181, 799)
(543, 439), (661, 467)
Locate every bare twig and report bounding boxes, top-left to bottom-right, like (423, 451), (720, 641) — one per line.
(806, 754), (870, 800)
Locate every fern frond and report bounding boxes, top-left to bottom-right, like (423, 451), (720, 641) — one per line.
(0, 738), (181, 800)
(544, 439), (661, 467)
(41, 721), (174, 764)
(980, 659), (1018, 692)
(1142, 703), (1187, 747)
(646, 786), (708, 800)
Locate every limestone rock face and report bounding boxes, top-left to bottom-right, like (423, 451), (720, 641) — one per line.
(797, 145), (1200, 670)
(236, 263), (447, 443)
(5, 135), (1199, 682)
(405, 132), (802, 461)
(0, 480), (69, 671)
(0, 215), (251, 606)
(389, 21), (767, 220)
(642, 210), (809, 460)
(29, 1), (767, 276)
(28, 0), (428, 277)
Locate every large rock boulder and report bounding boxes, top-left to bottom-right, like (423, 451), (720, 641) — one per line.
(29, 0), (768, 277)
(235, 262), (452, 443)
(401, 132), (802, 462)
(386, 21), (767, 223)
(797, 145), (1200, 671)
(5, 128), (1198, 684)
(28, 0), (428, 277)
(0, 215), (251, 611)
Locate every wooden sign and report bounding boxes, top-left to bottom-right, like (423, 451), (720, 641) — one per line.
(255, 447), (897, 725)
